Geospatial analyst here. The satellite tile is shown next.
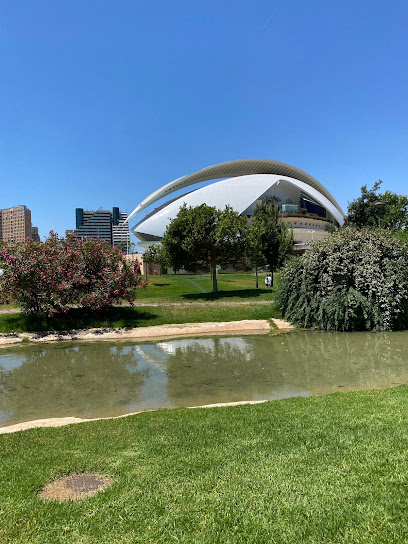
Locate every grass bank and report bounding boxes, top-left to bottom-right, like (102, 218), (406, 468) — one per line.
(0, 303), (279, 334)
(135, 272), (278, 303)
(1, 386), (408, 543)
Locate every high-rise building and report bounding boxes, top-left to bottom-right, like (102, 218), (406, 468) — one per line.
(112, 209), (131, 253)
(30, 226), (40, 242)
(74, 207), (130, 253)
(0, 205), (39, 243)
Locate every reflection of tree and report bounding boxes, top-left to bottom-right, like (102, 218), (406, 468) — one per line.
(2, 331), (408, 427)
(164, 332), (408, 407)
(165, 337), (267, 407)
(0, 343), (149, 426)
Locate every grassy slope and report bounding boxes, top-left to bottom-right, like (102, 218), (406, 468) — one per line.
(0, 273), (280, 333)
(1, 386), (408, 543)
(0, 304), (279, 333)
(136, 272), (277, 303)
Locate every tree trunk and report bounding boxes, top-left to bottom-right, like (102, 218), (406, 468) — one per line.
(255, 266), (258, 289)
(212, 263), (218, 292)
(270, 268), (274, 287)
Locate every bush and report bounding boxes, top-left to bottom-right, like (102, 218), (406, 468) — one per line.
(0, 233), (143, 316)
(276, 228), (408, 331)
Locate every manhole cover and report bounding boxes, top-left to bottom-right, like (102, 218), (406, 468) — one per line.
(38, 473), (115, 502)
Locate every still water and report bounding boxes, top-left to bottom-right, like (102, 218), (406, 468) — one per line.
(1, 330), (408, 427)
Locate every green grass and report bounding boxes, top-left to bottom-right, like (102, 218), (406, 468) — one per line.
(0, 303), (280, 333)
(136, 272), (278, 303)
(2, 386), (408, 543)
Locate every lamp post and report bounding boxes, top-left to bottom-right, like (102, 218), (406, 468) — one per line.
(307, 230), (316, 242)
(373, 201), (386, 227)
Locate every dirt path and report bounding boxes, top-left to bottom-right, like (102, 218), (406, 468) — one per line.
(0, 300), (274, 313)
(0, 318), (294, 348)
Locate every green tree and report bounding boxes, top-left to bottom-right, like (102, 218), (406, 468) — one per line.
(345, 180), (408, 229)
(142, 244), (168, 277)
(380, 190), (408, 230)
(161, 204), (248, 292)
(277, 227), (408, 331)
(248, 201), (293, 287)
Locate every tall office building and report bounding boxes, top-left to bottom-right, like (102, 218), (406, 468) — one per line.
(0, 205), (39, 242)
(112, 209), (131, 252)
(74, 207), (130, 252)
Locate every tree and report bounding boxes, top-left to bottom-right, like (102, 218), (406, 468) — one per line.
(277, 227), (408, 331)
(142, 244), (168, 278)
(161, 204), (248, 292)
(345, 180), (408, 229)
(248, 201), (293, 287)
(0, 232), (143, 316)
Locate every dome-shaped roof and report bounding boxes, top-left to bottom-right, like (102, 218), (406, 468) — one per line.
(128, 159), (344, 222)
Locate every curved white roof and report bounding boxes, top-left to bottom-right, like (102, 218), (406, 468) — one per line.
(128, 159), (344, 222)
(132, 174), (345, 242)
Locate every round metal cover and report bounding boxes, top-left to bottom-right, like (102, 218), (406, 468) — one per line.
(38, 473), (115, 502)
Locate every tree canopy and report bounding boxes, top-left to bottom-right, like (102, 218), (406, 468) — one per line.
(161, 204), (248, 292)
(248, 201), (293, 286)
(345, 180), (408, 229)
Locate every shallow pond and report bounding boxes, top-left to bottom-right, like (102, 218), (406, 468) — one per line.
(1, 330), (408, 427)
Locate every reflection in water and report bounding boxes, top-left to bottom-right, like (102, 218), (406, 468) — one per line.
(1, 330), (408, 427)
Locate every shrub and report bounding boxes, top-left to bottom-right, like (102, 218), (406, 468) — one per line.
(276, 228), (408, 331)
(0, 233), (143, 316)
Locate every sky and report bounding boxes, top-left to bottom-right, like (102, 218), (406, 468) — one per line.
(1, 0), (407, 240)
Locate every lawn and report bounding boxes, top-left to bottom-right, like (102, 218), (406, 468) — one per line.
(0, 273), (281, 333)
(1, 386), (408, 543)
(0, 303), (279, 333)
(135, 272), (278, 303)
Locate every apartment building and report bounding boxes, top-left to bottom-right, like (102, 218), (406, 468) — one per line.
(0, 205), (39, 242)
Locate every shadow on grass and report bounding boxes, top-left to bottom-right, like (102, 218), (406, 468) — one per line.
(152, 282), (171, 287)
(0, 307), (158, 334)
(182, 288), (275, 301)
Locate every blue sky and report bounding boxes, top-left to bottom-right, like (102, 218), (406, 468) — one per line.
(1, 0), (407, 239)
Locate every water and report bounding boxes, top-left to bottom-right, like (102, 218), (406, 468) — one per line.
(1, 330), (408, 427)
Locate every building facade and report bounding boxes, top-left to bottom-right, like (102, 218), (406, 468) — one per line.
(74, 207), (130, 252)
(127, 159), (345, 251)
(0, 206), (39, 243)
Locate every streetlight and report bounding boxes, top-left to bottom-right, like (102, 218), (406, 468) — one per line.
(373, 201), (386, 227)
(307, 230), (316, 242)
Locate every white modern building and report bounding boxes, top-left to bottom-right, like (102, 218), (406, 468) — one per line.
(128, 159), (345, 250)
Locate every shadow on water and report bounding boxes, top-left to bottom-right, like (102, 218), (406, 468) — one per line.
(182, 289), (274, 301)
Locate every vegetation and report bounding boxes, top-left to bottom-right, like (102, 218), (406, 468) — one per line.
(345, 180), (408, 229)
(2, 386), (408, 543)
(277, 227), (408, 331)
(0, 233), (143, 316)
(248, 200), (293, 287)
(136, 273), (278, 303)
(161, 204), (248, 292)
(142, 244), (168, 277)
(0, 302), (279, 334)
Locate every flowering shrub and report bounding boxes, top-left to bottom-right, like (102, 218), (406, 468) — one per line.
(0, 232), (143, 316)
(276, 228), (408, 331)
